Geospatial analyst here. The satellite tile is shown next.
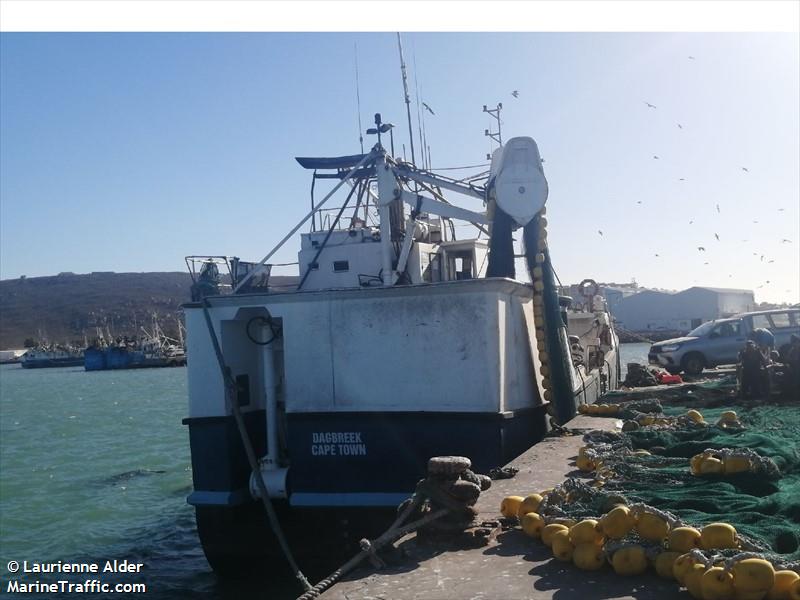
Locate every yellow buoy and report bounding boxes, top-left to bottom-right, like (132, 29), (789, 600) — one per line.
(767, 570), (800, 600)
(636, 512), (670, 541)
(702, 566), (736, 600)
(731, 558), (775, 594)
(720, 410), (738, 422)
(699, 456), (726, 475)
(500, 496), (524, 519)
(611, 545), (648, 576)
(686, 409), (705, 423)
(573, 542), (605, 570)
(700, 523), (738, 550)
(788, 579), (800, 600)
(674, 553), (700, 585)
(668, 526), (702, 553)
(569, 519), (604, 546)
(542, 523), (570, 547)
(598, 506), (635, 539)
(576, 455), (595, 472)
(654, 551), (682, 579)
(521, 512), (545, 539)
(685, 562), (709, 599)
(517, 494), (544, 519)
(578, 404), (589, 414)
(551, 529), (575, 561)
(724, 455), (752, 474)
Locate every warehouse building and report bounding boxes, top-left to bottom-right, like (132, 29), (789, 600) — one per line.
(610, 286), (755, 332)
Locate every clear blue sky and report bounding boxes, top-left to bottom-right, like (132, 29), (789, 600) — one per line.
(1, 33), (798, 303)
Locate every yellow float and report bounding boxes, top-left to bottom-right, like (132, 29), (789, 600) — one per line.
(550, 529), (575, 561)
(654, 551), (682, 579)
(598, 506), (635, 539)
(702, 566), (736, 600)
(542, 523), (570, 547)
(700, 523), (738, 550)
(572, 543), (605, 571)
(611, 545), (648, 576)
(521, 512), (545, 539)
(668, 526), (702, 552)
(636, 512), (670, 541)
(500, 495), (524, 518)
(517, 493), (544, 519)
(768, 570), (800, 600)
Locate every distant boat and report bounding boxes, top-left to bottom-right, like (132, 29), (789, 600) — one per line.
(84, 320), (186, 371)
(20, 346), (84, 369)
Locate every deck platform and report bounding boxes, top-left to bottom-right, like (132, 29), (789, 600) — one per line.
(320, 415), (682, 599)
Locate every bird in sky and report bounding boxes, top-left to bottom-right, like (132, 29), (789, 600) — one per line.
(757, 285), (763, 289)
(654, 253), (660, 257)
(677, 123), (683, 129)
(636, 200), (642, 205)
(714, 233), (720, 241)
(741, 239), (749, 243)
(688, 220), (693, 224)
(644, 102), (657, 109)
(688, 56), (696, 60)
(422, 102), (435, 115)
(704, 261), (709, 265)
(716, 204), (720, 213)
(766, 280), (770, 284)
(778, 208), (785, 211)
(653, 155), (659, 160)
(511, 90), (519, 98)
(753, 220), (759, 224)
(768, 260), (774, 263)
(697, 247), (706, 251)
(781, 239), (792, 243)
(741, 167), (749, 172)
(760, 255), (765, 261)
(598, 230), (603, 236)
(679, 178), (685, 181)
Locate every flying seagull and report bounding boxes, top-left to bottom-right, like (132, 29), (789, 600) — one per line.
(753, 220), (759, 224)
(511, 90), (519, 98)
(598, 230), (603, 236)
(760, 255), (764, 261)
(653, 155), (660, 160)
(778, 208), (785, 212)
(654, 253), (660, 257)
(688, 56), (696, 60)
(768, 260), (774, 263)
(677, 123), (683, 129)
(704, 261), (709, 265)
(741, 167), (749, 172)
(714, 233), (720, 241)
(636, 200), (642, 205)
(697, 247), (706, 251)
(688, 220), (693, 225)
(782, 239), (792, 243)
(679, 178), (686, 181)
(422, 102), (435, 115)
(716, 204), (720, 213)
(644, 102), (657, 109)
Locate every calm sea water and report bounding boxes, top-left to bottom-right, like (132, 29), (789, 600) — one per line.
(0, 343), (651, 598)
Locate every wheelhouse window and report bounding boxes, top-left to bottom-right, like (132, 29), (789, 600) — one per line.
(332, 260), (350, 273)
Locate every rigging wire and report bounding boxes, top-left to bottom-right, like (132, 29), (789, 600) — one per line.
(354, 43), (364, 154)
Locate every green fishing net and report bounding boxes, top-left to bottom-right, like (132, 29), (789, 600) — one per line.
(587, 403), (800, 563)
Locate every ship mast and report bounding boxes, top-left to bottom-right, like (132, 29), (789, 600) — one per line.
(396, 33), (416, 166)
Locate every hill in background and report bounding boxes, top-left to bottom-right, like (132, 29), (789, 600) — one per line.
(0, 271), (298, 349)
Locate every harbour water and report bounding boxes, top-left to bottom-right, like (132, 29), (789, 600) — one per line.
(0, 343), (651, 598)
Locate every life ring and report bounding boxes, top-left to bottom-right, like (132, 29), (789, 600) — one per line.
(578, 278), (599, 298)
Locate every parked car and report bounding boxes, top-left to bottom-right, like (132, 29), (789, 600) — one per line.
(648, 308), (800, 375)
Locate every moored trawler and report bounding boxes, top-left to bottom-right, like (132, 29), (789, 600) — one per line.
(182, 116), (619, 575)
(19, 345), (84, 369)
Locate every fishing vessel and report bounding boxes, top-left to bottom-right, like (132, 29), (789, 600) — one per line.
(182, 111), (620, 575)
(19, 345), (84, 369)
(84, 321), (186, 371)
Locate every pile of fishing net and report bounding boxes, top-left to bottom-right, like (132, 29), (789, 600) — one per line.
(576, 403), (800, 563)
